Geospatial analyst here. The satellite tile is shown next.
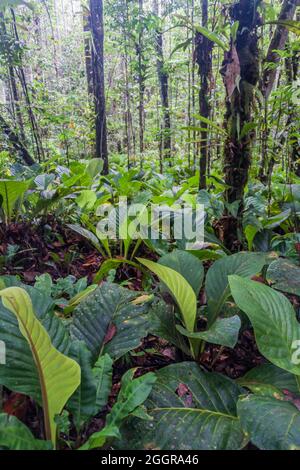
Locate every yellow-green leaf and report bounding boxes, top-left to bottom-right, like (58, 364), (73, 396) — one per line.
(0, 287), (81, 446)
(137, 258), (197, 332)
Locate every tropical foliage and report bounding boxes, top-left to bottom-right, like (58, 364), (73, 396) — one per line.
(0, 0), (300, 453)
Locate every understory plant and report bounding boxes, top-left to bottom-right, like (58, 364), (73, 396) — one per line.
(0, 247), (300, 450)
(138, 250), (266, 359)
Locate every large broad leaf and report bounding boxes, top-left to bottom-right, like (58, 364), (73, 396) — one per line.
(158, 250), (204, 296)
(267, 259), (300, 296)
(93, 354), (113, 411)
(116, 362), (247, 450)
(177, 315), (241, 349)
(148, 300), (191, 356)
(68, 349), (113, 431)
(0, 414), (52, 450)
(67, 341), (97, 431)
(0, 282), (70, 403)
(205, 252), (266, 326)
(0, 180), (29, 221)
(138, 258), (197, 333)
(263, 209), (291, 230)
(70, 283), (150, 363)
(238, 395), (300, 450)
(0, 287), (81, 446)
(76, 190), (97, 211)
(229, 276), (300, 377)
(238, 363), (299, 395)
(80, 370), (156, 450)
(86, 158), (103, 178)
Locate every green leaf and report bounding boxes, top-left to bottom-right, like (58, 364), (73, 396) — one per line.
(205, 252), (266, 326)
(266, 20), (300, 36)
(81, 370), (156, 450)
(244, 225), (261, 251)
(148, 300), (191, 356)
(238, 363), (299, 395)
(93, 259), (139, 283)
(106, 369), (156, 429)
(171, 38), (192, 56)
(239, 122), (257, 140)
(137, 258), (197, 333)
(263, 209), (291, 229)
(67, 224), (103, 253)
(238, 395), (300, 450)
(67, 341), (97, 431)
(76, 190), (97, 211)
(79, 426), (120, 450)
(267, 258), (300, 296)
(0, 287), (81, 446)
(0, 414), (52, 450)
(193, 114), (227, 135)
(176, 315), (241, 349)
(70, 283), (149, 362)
(93, 354), (113, 411)
(194, 25), (227, 51)
(116, 362), (247, 450)
(158, 250), (204, 296)
(0, 282), (69, 403)
(86, 158), (103, 178)
(64, 284), (98, 315)
(231, 21), (239, 41)
(229, 276), (300, 377)
(187, 249), (224, 261)
(0, 180), (29, 222)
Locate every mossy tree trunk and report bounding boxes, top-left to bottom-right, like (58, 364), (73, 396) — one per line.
(220, 0), (261, 250)
(195, 0), (213, 190)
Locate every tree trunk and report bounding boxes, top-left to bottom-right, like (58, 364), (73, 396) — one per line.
(261, 0), (299, 100)
(11, 8), (44, 162)
(137, 0), (145, 166)
(83, 7), (94, 98)
(0, 115), (35, 166)
(195, 0), (213, 189)
(258, 0), (298, 181)
(219, 0), (261, 250)
(0, 12), (25, 143)
(153, 0), (171, 166)
(122, 0), (134, 168)
(90, 0), (108, 174)
(285, 42), (300, 176)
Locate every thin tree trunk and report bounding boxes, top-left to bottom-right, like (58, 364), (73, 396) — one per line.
(0, 115), (35, 166)
(186, 0), (192, 168)
(90, 0), (108, 174)
(258, 0), (299, 181)
(219, 0), (261, 250)
(261, 0), (299, 100)
(0, 12), (25, 143)
(285, 42), (300, 176)
(191, 0), (197, 171)
(83, 7), (94, 98)
(137, 0), (145, 166)
(153, 0), (171, 166)
(195, 0), (213, 189)
(11, 8), (44, 162)
(122, 0), (134, 167)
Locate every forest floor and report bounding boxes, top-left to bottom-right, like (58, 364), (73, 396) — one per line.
(0, 219), (266, 445)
